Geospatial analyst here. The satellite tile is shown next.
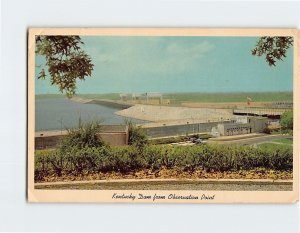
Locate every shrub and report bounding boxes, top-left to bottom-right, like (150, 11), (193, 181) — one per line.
(35, 144), (293, 181)
(34, 149), (55, 180)
(141, 145), (166, 170)
(149, 136), (183, 145)
(280, 110), (293, 131)
(109, 146), (144, 172)
(59, 122), (105, 153)
(125, 120), (148, 147)
(263, 127), (271, 134)
(65, 147), (111, 174)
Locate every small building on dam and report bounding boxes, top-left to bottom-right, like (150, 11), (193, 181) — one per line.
(211, 116), (268, 137)
(35, 116), (268, 149)
(144, 116), (268, 138)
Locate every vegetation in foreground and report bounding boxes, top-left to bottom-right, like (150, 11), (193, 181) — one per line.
(34, 121), (293, 183)
(272, 138), (293, 145)
(280, 110), (293, 132)
(35, 143), (293, 182)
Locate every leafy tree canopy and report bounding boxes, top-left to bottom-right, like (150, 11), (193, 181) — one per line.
(125, 120), (148, 148)
(36, 36), (94, 97)
(252, 36), (293, 66)
(59, 122), (105, 154)
(280, 110), (293, 130)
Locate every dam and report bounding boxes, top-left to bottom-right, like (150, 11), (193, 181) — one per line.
(71, 97), (133, 109)
(233, 107), (290, 117)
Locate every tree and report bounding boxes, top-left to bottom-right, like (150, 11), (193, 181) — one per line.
(280, 110), (293, 131)
(125, 120), (148, 148)
(59, 122), (105, 153)
(252, 36), (293, 66)
(36, 36), (94, 97)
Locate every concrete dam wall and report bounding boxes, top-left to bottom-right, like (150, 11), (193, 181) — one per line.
(88, 99), (133, 109)
(144, 122), (224, 138)
(71, 97), (133, 109)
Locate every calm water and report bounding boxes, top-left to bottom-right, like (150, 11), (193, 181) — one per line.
(35, 98), (145, 131)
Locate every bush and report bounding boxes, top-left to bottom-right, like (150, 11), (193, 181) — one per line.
(149, 136), (184, 145)
(35, 122), (108, 179)
(65, 147), (111, 174)
(280, 110), (293, 131)
(35, 144), (293, 181)
(263, 127), (271, 134)
(109, 146), (145, 172)
(126, 120), (148, 147)
(35, 149), (57, 180)
(59, 122), (105, 153)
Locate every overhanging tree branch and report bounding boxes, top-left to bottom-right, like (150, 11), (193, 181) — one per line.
(35, 36), (94, 97)
(252, 36), (293, 66)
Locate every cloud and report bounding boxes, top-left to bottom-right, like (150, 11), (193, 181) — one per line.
(83, 37), (215, 76)
(159, 41), (215, 72)
(166, 41), (215, 57)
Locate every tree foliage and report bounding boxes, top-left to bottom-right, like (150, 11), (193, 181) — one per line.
(59, 122), (105, 154)
(35, 143), (293, 181)
(125, 120), (148, 147)
(280, 110), (293, 130)
(252, 36), (293, 66)
(35, 36), (94, 97)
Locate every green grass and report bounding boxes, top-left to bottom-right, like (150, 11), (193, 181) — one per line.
(272, 138), (293, 145)
(258, 143), (292, 150)
(257, 137), (293, 149)
(164, 92), (293, 103)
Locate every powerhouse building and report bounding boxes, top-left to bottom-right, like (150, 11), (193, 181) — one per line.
(211, 116), (268, 137)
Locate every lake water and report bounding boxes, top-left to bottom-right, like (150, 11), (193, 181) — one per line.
(35, 98), (146, 131)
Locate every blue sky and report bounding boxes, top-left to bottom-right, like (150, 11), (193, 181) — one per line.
(35, 36), (293, 94)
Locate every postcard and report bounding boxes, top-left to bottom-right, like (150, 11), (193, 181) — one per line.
(28, 28), (299, 203)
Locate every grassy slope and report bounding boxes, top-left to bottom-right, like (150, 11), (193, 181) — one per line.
(272, 138), (293, 145)
(258, 143), (292, 149)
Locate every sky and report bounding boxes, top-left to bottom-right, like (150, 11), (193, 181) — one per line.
(35, 36), (294, 94)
